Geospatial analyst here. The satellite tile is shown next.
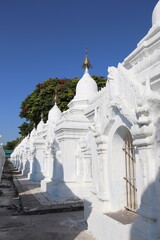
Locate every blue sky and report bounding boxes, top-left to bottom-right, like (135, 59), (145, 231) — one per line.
(0, 0), (158, 144)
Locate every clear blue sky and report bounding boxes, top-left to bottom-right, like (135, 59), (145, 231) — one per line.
(0, 0), (158, 144)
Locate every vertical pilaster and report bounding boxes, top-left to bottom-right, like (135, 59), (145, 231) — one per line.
(96, 135), (109, 201)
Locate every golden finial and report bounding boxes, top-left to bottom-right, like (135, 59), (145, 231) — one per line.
(82, 48), (92, 69)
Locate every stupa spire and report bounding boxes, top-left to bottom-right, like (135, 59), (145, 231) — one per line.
(53, 90), (57, 105)
(40, 112), (44, 121)
(82, 49), (92, 69)
(48, 91), (62, 123)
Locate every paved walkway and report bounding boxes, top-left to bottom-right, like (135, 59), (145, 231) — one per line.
(13, 172), (83, 214)
(0, 161), (96, 240)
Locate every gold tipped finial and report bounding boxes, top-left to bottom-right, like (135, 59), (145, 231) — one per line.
(82, 48), (92, 69)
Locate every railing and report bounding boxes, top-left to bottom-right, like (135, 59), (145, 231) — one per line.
(123, 135), (137, 212)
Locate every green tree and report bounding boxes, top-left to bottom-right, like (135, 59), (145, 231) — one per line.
(18, 122), (33, 137)
(92, 75), (107, 90)
(3, 137), (23, 150)
(19, 76), (107, 136)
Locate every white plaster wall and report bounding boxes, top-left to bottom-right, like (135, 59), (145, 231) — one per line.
(134, 148), (144, 209)
(84, 204), (132, 240)
(88, 132), (98, 195)
(31, 145), (45, 181)
(59, 138), (77, 182)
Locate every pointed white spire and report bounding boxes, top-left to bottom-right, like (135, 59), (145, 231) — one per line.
(68, 51), (98, 110)
(85, 67), (89, 73)
(74, 51), (98, 101)
(30, 126), (37, 139)
(37, 118), (45, 133)
(48, 102), (62, 124)
(75, 67), (98, 101)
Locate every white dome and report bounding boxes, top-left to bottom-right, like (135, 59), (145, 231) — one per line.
(48, 103), (61, 123)
(75, 68), (98, 100)
(37, 119), (45, 132)
(152, 1), (160, 26)
(30, 127), (36, 138)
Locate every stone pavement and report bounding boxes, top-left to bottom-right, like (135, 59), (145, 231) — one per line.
(13, 171), (83, 214)
(0, 161), (96, 240)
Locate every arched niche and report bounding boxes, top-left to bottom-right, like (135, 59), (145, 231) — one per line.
(110, 126), (136, 212)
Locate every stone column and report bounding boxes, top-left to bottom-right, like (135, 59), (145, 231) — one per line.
(96, 135), (109, 202)
(83, 151), (92, 183)
(80, 137), (92, 183)
(22, 145), (30, 176)
(28, 145), (36, 180)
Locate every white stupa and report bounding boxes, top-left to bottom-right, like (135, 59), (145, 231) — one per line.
(48, 102), (62, 124)
(75, 67), (98, 100)
(68, 51), (98, 109)
(30, 125), (37, 139)
(37, 113), (45, 133)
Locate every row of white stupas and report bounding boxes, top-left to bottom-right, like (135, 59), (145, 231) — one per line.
(11, 1), (160, 240)
(0, 136), (5, 182)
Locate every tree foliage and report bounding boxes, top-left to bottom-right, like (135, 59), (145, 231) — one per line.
(3, 137), (23, 150)
(19, 75), (107, 136)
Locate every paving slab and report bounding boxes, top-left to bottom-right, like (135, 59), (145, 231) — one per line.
(106, 209), (138, 224)
(0, 161), (96, 240)
(0, 211), (95, 240)
(13, 174), (84, 214)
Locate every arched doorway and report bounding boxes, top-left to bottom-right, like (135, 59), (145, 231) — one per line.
(123, 132), (137, 212)
(111, 126), (137, 212)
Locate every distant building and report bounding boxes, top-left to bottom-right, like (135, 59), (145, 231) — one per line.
(4, 150), (13, 160)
